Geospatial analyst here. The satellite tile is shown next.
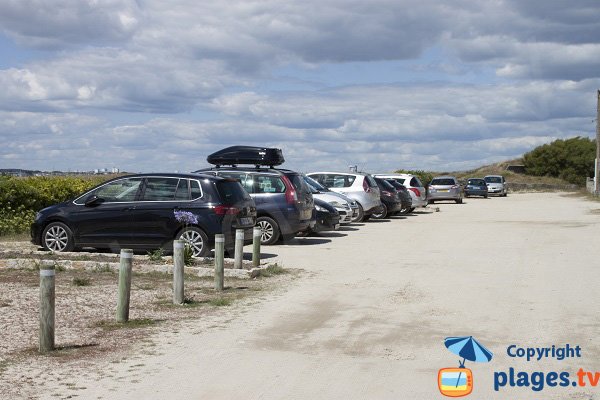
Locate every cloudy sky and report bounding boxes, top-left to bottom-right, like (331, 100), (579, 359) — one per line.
(1, 0), (599, 173)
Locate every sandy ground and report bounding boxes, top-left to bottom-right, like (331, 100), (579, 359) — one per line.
(7, 192), (600, 399)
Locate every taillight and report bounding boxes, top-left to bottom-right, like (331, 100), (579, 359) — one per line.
(214, 205), (239, 215)
(363, 178), (371, 193)
(408, 187), (421, 197)
(281, 175), (298, 204)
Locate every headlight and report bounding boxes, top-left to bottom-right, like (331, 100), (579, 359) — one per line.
(315, 204), (327, 212)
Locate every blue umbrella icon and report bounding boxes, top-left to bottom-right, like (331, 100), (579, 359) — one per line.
(444, 336), (493, 387)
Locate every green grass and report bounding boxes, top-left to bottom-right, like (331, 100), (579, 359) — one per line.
(259, 263), (287, 277)
(208, 297), (232, 307)
(72, 277), (91, 287)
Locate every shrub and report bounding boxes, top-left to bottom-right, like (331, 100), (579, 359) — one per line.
(0, 175), (110, 235)
(393, 169), (436, 186)
(522, 137), (596, 186)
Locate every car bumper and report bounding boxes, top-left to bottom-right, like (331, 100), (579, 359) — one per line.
(428, 191), (461, 200)
(313, 213), (341, 232)
(465, 189), (488, 196)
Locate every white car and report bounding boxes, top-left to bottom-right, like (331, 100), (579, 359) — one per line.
(303, 175), (357, 224)
(373, 173), (427, 210)
(484, 175), (508, 196)
(306, 172), (382, 222)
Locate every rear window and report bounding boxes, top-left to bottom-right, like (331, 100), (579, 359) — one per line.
(217, 171), (254, 193)
(431, 178), (456, 186)
(468, 179), (486, 185)
(287, 174), (310, 194)
(377, 179), (395, 191)
(365, 175), (378, 188)
(394, 178), (406, 184)
(216, 181), (251, 204)
(410, 177), (422, 187)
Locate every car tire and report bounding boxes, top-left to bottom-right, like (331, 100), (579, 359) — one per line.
(362, 214), (371, 221)
(352, 204), (364, 223)
(178, 226), (210, 257)
(484, 194), (488, 199)
(42, 222), (75, 252)
(371, 204), (388, 219)
(409, 207), (415, 213)
(256, 216), (281, 245)
(455, 198), (463, 204)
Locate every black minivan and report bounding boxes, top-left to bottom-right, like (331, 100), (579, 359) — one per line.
(196, 146), (315, 245)
(31, 173), (256, 256)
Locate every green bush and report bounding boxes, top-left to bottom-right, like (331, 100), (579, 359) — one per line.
(0, 175), (109, 236)
(522, 137), (595, 186)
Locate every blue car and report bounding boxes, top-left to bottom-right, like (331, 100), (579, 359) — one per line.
(464, 178), (489, 198)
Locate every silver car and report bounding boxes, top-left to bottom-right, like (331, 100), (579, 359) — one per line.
(427, 176), (463, 204)
(306, 172), (382, 222)
(373, 173), (427, 210)
(303, 175), (357, 224)
(484, 175), (508, 196)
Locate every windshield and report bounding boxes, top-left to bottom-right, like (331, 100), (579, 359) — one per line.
(303, 175), (329, 193)
(485, 176), (502, 183)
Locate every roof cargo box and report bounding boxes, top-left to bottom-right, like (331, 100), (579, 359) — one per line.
(207, 146), (285, 167)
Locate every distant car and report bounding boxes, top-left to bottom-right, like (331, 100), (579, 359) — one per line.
(372, 177), (403, 219)
(306, 172), (382, 222)
(428, 176), (463, 204)
(31, 173), (257, 257)
(303, 175), (357, 224)
(464, 178), (488, 198)
(373, 173), (427, 211)
(484, 175), (508, 196)
(195, 146), (315, 245)
(385, 179), (413, 214)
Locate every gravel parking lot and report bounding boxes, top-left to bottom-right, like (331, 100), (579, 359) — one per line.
(2, 192), (600, 399)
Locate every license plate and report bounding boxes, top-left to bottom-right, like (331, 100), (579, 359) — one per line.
(438, 189), (449, 192)
(240, 217), (253, 225)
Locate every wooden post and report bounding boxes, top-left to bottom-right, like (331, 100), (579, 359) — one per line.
(234, 229), (244, 269)
(214, 234), (225, 291)
(116, 249), (133, 323)
(39, 262), (55, 353)
(173, 240), (185, 304)
(252, 226), (261, 267)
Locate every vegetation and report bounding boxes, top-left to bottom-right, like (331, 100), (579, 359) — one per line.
(393, 169), (436, 186)
(0, 175), (110, 236)
(522, 137), (595, 186)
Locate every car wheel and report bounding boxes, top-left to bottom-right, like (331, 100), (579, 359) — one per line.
(455, 198), (463, 204)
(178, 227), (210, 257)
(372, 204), (388, 219)
(484, 194), (488, 199)
(256, 216), (281, 245)
(352, 204), (364, 222)
(362, 214), (371, 221)
(409, 207), (415, 213)
(42, 222), (75, 252)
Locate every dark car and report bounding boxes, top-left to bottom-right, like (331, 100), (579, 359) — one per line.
(464, 178), (489, 198)
(300, 198), (341, 236)
(372, 177), (403, 219)
(195, 146), (315, 245)
(31, 173), (256, 257)
(385, 179), (413, 214)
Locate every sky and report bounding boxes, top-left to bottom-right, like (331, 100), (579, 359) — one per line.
(0, 0), (599, 174)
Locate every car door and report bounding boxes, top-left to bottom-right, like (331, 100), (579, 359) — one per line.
(131, 177), (187, 247)
(71, 177), (143, 248)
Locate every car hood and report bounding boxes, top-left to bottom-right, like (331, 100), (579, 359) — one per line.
(313, 192), (350, 207)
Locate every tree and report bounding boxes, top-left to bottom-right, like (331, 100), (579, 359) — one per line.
(522, 137), (595, 185)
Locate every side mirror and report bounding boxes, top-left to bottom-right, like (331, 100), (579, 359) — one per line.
(84, 195), (103, 207)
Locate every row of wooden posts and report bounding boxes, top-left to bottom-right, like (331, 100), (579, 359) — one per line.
(39, 227), (263, 353)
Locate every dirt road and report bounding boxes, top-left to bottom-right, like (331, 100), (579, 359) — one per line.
(41, 193), (600, 399)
